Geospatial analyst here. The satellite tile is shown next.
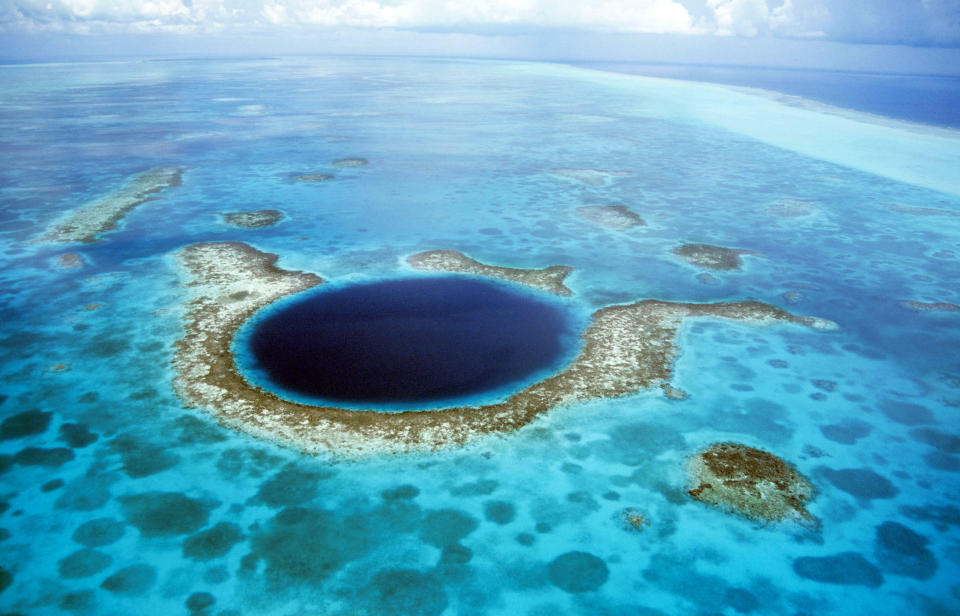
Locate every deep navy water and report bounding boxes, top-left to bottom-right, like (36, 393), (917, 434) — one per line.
(578, 62), (960, 129)
(0, 55), (959, 615)
(246, 277), (573, 403)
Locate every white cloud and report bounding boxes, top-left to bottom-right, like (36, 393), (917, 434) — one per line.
(706, 0), (769, 37)
(1, 0), (698, 34)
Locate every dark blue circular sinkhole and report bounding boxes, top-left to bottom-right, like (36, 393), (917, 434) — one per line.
(243, 276), (576, 405)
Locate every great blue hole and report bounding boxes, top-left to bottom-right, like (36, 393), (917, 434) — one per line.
(239, 276), (577, 407)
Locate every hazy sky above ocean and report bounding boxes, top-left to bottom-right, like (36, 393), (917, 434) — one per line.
(1, 0), (960, 74)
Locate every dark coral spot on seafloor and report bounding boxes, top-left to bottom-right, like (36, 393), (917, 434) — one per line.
(820, 419), (872, 445)
(13, 446), (74, 467)
(0, 455), (11, 475)
(725, 587), (760, 614)
(877, 399), (934, 426)
(110, 434), (180, 478)
(100, 564), (157, 595)
(874, 521), (938, 580)
(72, 518), (125, 548)
(250, 507), (380, 584)
(0, 567), (13, 594)
(60, 589), (96, 611)
(120, 492), (214, 538)
(910, 428), (960, 453)
(183, 522), (244, 561)
(450, 479), (498, 497)
(819, 467), (898, 500)
(42, 478), (64, 492)
(0, 410), (52, 440)
(792, 552), (883, 587)
(365, 568), (447, 616)
(382, 484), (420, 501)
(420, 509), (479, 547)
(254, 463), (334, 507)
(59, 423), (98, 448)
(57, 549), (113, 579)
(548, 551), (609, 593)
(186, 591), (216, 612)
(484, 500), (516, 525)
(56, 473), (114, 512)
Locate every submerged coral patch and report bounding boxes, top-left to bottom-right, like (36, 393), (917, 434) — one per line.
(100, 564), (157, 595)
(172, 242), (835, 456)
(549, 168), (631, 186)
(819, 467), (898, 500)
(0, 409), (52, 440)
(332, 157), (368, 167)
(58, 549), (112, 579)
(290, 172), (334, 182)
(576, 205), (645, 230)
(72, 518), (125, 548)
(182, 522), (244, 561)
(874, 521), (938, 580)
(792, 552), (883, 587)
(547, 551), (609, 593)
(119, 492), (214, 538)
(687, 442), (817, 525)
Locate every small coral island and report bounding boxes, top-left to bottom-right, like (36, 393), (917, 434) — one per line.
(576, 205), (645, 230)
(171, 244), (835, 457)
(672, 243), (754, 271)
(688, 442), (818, 526)
(220, 210), (285, 229)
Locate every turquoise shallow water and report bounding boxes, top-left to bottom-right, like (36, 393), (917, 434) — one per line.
(1, 56), (959, 615)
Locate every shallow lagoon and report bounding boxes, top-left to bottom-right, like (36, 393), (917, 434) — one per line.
(1, 56), (959, 614)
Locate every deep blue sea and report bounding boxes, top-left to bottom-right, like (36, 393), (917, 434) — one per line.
(576, 62), (960, 129)
(1, 55), (959, 615)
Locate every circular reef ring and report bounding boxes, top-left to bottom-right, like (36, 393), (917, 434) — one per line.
(172, 242), (836, 457)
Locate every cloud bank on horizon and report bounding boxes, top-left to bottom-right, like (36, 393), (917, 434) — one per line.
(1, 0), (958, 47)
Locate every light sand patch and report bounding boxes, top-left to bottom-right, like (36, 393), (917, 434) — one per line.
(172, 242), (836, 457)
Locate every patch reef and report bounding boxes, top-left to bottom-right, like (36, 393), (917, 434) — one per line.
(688, 443), (818, 525)
(40, 167), (185, 243)
(173, 242), (836, 457)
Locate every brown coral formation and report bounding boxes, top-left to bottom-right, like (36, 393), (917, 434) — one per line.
(407, 249), (574, 296)
(332, 158), (368, 167)
(766, 199), (818, 218)
(172, 242), (835, 457)
(618, 507), (648, 532)
(576, 205), (645, 230)
(900, 300), (960, 312)
(688, 442), (818, 525)
(291, 173), (334, 182)
(221, 210), (285, 229)
(39, 166), (184, 243)
(672, 243), (754, 271)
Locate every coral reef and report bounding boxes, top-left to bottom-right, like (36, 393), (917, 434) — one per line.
(332, 158), (368, 167)
(576, 205), (645, 230)
(407, 249), (574, 296)
(220, 210), (284, 229)
(900, 300), (960, 312)
(39, 167), (184, 243)
(291, 173), (334, 182)
(687, 442), (818, 525)
(172, 242), (836, 457)
(672, 243), (754, 271)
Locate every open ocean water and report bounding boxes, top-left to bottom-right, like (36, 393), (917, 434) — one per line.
(1, 55), (959, 615)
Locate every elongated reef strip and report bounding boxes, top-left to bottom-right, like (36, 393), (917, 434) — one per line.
(688, 442), (818, 526)
(173, 242), (836, 457)
(40, 167), (185, 243)
(672, 243), (754, 271)
(407, 249), (574, 296)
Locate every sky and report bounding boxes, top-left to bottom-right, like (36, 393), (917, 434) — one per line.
(1, 0), (959, 72)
